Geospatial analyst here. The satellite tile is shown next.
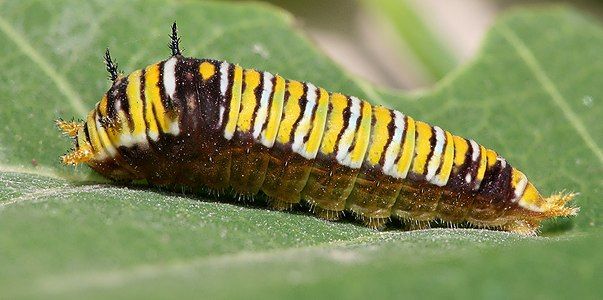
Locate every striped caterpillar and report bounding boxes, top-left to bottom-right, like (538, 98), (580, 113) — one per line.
(58, 23), (577, 235)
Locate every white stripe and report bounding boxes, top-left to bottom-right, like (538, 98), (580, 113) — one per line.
(163, 57), (177, 100)
(162, 58), (180, 136)
(383, 111), (405, 178)
(148, 130), (159, 142)
(426, 126), (445, 182)
(253, 72), (274, 140)
(93, 151), (107, 161)
(336, 97), (360, 164)
(217, 106), (225, 128)
(431, 132), (451, 186)
(119, 134), (134, 147)
(218, 62), (230, 128)
(118, 133), (141, 147)
(168, 121), (180, 135)
(219, 61), (229, 96)
(518, 201), (545, 212)
(134, 132), (148, 145)
(338, 97), (362, 168)
(292, 83), (317, 159)
(468, 140), (481, 189)
(470, 139), (480, 162)
(497, 156), (507, 169)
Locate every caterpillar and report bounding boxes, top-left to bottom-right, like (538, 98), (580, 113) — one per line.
(57, 23), (578, 235)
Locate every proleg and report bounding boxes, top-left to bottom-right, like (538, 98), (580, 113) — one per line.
(58, 23), (578, 236)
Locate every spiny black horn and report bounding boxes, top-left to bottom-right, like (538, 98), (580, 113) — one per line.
(103, 48), (119, 81)
(169, 22), (181, 56)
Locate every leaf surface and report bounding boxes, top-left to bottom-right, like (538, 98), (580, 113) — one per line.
(0, 1), (602, 299)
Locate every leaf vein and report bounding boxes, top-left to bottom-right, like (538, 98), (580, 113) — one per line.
(0, 14), (87, 116)
(499, 24), (603, 166)
(0, 164), (63, 179)
(39, 232), (386, 293)
(0, 184), (107, 209)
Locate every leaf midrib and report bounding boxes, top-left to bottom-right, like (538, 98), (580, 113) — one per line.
(498, 24), (603, 166)
(0, 14), (87, 117)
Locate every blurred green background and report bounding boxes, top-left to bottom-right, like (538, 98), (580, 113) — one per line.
(257, 0), (603, 88)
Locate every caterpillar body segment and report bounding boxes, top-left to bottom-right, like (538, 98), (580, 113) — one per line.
(59, 25), (578, 236)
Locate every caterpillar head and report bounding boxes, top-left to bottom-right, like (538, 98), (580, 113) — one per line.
(56, 45), (130, 166)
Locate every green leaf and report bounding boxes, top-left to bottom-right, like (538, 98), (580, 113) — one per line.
(1, 1), (602, 299)
(361, 0), (457, 81)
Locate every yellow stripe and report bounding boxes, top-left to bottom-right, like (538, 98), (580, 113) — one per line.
(519, 182), (541, 208)
(117, 110), (131, 140)
(511, 168), (525, 188)
(76, 127), (88, 150)
(142, 67), (159, 137)
(199, 61), (216, 80)
(263, 74), (285, 144)
(105, 114), (122, 146)
(225, 65), (243, 138)
(144, 63), (168, 133)
(126, 70), (145, 135)
(94, 107), (116, 155)
(367, 106), (392, 165)
(99, 94), (108, 116)
(486, 148), (498, 168)
(452, 135), (469, 167)
(320, 93), (347, 155)
(349, 101), (372, 164)
(476, 145), (488, 182)
(276, 80), (304, 144)
(237, 69), (261, 133)
(396, 116), (415, 176)
(411, 121), (433, 175)
(86, 112), (103, 153)
(304, 87), (329, 155)
(436, 130), (455, 184)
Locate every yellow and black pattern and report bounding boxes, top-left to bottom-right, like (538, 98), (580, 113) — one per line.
(58, 23), (577, 236)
